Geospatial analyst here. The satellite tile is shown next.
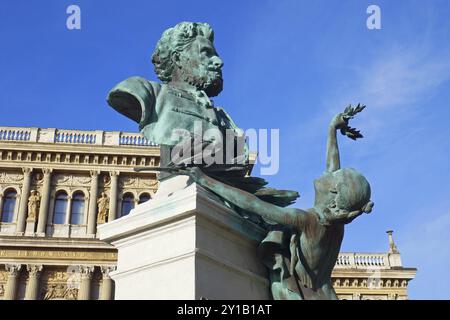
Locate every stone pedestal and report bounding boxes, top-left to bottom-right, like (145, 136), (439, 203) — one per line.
(25, 220), (36, 236)
(98, 176), (269, 300)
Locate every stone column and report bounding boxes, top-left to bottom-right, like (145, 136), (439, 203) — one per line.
(65, 196), (73, 225)
(108, 171), (119, 222)
(37, 168), (53, 236)
(77, 265), (94, 300)
(16, 168), (33, 234)
(25, 264), (43, 300)
(4, 264), (22, 300)
(100, 266), (116, 300)
(87, 170), (99, 235)
(0, 194), (3, 219)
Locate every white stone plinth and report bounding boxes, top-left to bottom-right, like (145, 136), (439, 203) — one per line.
(25, 220), (36, 236)
(98, 176), (269, 300)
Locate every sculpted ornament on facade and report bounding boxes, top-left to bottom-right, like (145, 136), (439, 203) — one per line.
(31, 174), (43, 186)
(102, 174), (111, 187)
(72, 175), (92, 186)
(43, 284), (78, 300)
(52, 174), (91, 187)
(120, 176), (138, 188)
(26, 264), (43, 277)
(5, 264), (22, 277)
(0, 172), (24, 184)
(53, 174), (70, 185)
(27, 190), (40, 220)
(100, 266), (116, 279)
(78, 265), (95, 279)
(119, 176), (158, 196)
(97, 192), (109, 224)
(140, 178), (159, 189)
(46, 270), (69, 283)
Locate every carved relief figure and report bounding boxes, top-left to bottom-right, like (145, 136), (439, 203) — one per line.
(43, 284), (77, 300)
(43, 284), (58, 300)
(27, 190), (40, 220)
(97, 192), (109, 224)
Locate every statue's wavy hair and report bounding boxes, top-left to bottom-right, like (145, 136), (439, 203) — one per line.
(316, 168), (373, 226)
(151, 22), (214, 83)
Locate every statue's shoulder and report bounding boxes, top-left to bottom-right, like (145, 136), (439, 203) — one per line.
(107, 76), (162, 128)
(109, 76), (161, 99)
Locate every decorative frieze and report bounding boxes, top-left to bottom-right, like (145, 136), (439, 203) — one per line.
(42, 283), (78, 300)
(0, 248), (117, 262)
(52, 174), (92, 187)
(120, 176), (158, 189)
(332, 277), (409, 289)
(0, 172), (24, 184)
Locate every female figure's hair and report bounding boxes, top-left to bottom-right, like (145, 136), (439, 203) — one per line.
(333, 168), (372, 213)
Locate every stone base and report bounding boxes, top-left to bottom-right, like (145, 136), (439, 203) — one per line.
(98, 176), (269, 300)
(25, 220), (36, 236)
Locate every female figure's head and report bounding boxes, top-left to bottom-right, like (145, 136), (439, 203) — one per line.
(314, 168), (373, 224)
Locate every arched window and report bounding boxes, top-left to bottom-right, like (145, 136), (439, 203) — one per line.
(138, 193), (151, 204)
(70, 192), (85, 225)
(121, 193), (134, 217)
(53, 192), (68, 224)
(1, 190), (17, 223)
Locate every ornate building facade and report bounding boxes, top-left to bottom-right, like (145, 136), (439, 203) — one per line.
(0, 126), (159, 300)
(332, 231), (417, 300)
(0, 126), (416, 300)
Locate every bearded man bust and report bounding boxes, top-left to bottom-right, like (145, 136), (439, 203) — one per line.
(108, 21), (299, 218)
(107, 22), (245, 161)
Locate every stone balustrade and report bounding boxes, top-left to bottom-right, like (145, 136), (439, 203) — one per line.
(0, 127), (32, 142)
(119, 133), (156, 146)
(55, 130), (97, 144)
(0, 126), (157, 147)
(335, 252), (400, 269)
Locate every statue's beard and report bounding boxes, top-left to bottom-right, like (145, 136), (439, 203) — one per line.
(180, 67), (223, 97)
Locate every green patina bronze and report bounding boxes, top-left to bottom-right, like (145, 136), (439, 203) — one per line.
(185, 105), (374, 300)
(110, 22), (374, 300)
(108, 21), (298, 209)
(108, 22), (245, 159)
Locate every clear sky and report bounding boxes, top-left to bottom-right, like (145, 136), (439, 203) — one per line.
(1, 0), (449, 299)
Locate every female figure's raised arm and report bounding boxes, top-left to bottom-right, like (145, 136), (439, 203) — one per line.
(188, 167), (309, 228)
(326, 104), (365, 172)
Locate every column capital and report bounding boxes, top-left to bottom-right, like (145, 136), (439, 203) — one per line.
(100, 266), (116, 279)
(90, 170), (100, 177)
(78, 265), (95, 279)
(22, 167), (33, 175)
(5, 264), (22, 277)
(42, 168), (53, 175)
(109, 171), (120, 177)
(26, 264), (43, 277)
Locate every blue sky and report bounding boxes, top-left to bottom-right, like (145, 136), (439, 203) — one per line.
(1, 0), (450, 299)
